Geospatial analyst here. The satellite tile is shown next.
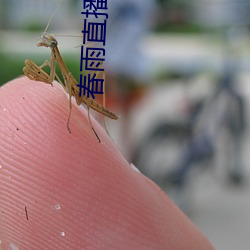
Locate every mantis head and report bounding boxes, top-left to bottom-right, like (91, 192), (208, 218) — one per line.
(37, 32), (58, 48)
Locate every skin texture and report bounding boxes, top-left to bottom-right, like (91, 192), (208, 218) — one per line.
(0, 77), (214, 250)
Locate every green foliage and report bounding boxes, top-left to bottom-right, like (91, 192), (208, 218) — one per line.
(154, 23), (202, 33)
(0, 54), (23, 86)
(23, 21), (44, 32)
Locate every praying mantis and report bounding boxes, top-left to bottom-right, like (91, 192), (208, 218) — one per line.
(23, 30), (118, 142)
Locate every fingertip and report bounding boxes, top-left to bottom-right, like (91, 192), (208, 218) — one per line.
(0, 77), (213, 249)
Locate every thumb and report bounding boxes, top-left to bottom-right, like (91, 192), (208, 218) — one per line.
(0, 77), (213, 249)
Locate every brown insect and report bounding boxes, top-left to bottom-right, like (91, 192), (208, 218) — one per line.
(23, 31), (118, 142)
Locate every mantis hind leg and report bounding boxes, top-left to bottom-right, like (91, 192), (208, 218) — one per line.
(87, 104), (101, 143)
(65, 72), (101, 142)
(66, 80), (73, 134)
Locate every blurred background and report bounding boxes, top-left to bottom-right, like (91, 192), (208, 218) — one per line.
(1, 0), (250, 249)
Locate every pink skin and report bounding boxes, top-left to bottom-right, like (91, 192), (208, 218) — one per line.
(0, 77), (213, 250)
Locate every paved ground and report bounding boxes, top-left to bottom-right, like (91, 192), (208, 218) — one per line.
(192, 179), (250, 250)
(187, 130), (250, 250)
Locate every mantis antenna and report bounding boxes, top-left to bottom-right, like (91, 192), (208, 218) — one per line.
(44, 0), (63, 33)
